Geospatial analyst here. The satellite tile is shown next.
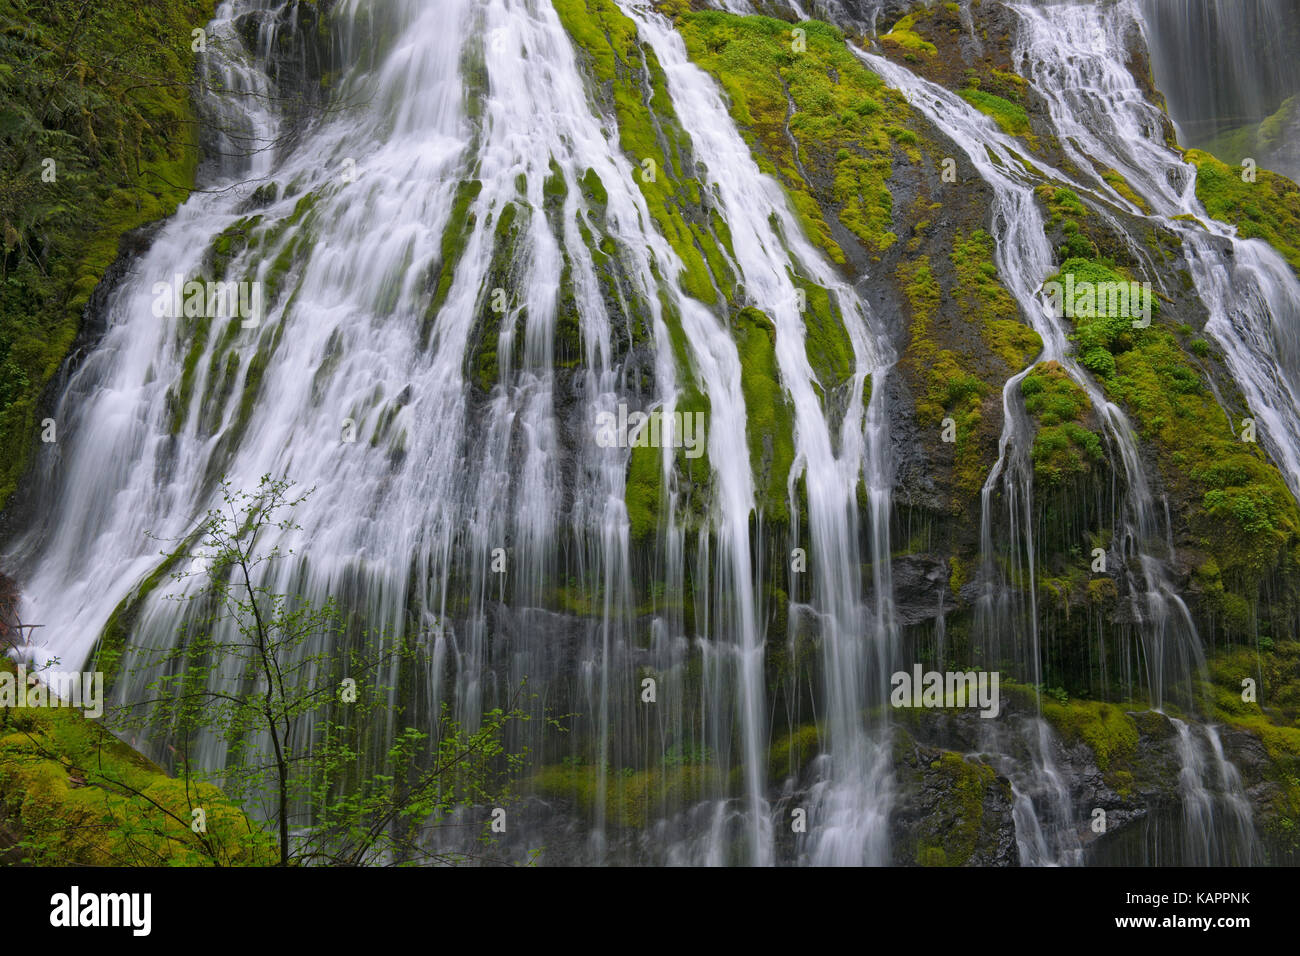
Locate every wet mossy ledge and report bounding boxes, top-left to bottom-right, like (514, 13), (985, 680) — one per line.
(869, 0), (1051, 160)
(0, 660), (271, 864)
(896, 235), (1041, 505)
(1204, 640), (1300, 860)
(1020, 361), (1103, 488)
(0, 0), (217, 513)
(1057, 254), (1300, 634)
(1185, 149), (1300, 277)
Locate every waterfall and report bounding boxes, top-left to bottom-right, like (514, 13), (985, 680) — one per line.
(855, 0), (1280, 862)
(1, 0), (906, 865)
(1172, 718), (1259, 865)
(616, 0), (900, 866)
(3, 0), (1291, 866)
(1137, 0), (1300, 159)
(856, 38), (1198, 715)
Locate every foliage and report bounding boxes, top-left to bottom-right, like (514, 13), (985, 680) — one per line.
(114, 475), (533, 865)
(958, 87), (1034, 143)
(0, 0), (214, 510)
(0, 658), (273, 865)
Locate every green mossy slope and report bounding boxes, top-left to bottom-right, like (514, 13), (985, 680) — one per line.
(0, 661), (270, 865)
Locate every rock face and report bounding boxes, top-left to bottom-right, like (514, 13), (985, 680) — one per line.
(891, 732), (1020, 866)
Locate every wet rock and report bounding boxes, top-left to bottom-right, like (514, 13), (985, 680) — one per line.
(891, 729), (1020, 865)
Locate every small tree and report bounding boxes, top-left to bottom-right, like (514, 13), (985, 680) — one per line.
(115, 474), (533, 865)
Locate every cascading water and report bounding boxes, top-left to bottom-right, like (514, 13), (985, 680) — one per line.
(1137, 0), (1300, 175)
(4, 0), (1293, 866)
(3, 0), (906, 866)
(616, 0), (902, 866)
(855, 0), (1278, 863)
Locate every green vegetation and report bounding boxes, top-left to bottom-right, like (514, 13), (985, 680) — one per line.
(959, 88), (1033, 143)
(898, 256), (991, 500)
(0, 655), (272, 865)
(1021, 361), (1103, 486)
(734, 307), (795, 522)
(1035, 184), (1103, 260)
(552, 0), (735, 305)
(1049, 257), (1154, 378)
(1041, 698), (1138, 771)
(897, 232), (1040, 501)
(767, 722), (821, 782)
(1186, 149), (1300, 276)
(532, 758), (722, 828)
(674, 13), (917, 261)
(421, 179), (482, 347)
(798, 279), (858, 394)
(106, 476), (533, 866)
(1203, 641), (1300, 854)
(0, 0), (215, 510)
(1048, 258), (1300, 620)
(1099, 167), (1151, 214)
(467, 201), (524, 392)
(880, 13), (937, 58)
(949, 228), (1042, 368)
(914, 751), (998, 866)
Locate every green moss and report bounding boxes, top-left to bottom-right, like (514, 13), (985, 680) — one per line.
(949, 228), (1043, 368)
(579, 167), (608, 210)
(767, 723), (821, 782)
(1021, 361), (1103, 486)
(881, 13), (938, 57)
(553, 0), (735, 306)
(465, 201), (526, 392)
(169, 312), (213, 435)
(1186, 148), (1300, 277)
(421, 179), (482, 347)
(958, 88), (1035, 145)
(797, 280), (856, 394)
(198, 319), (245, 434)
(0, 0), (217, 511)
(253, 192), (318, 305)
(624, 375), (713, 543)
(626, 438), (665, 543)
(674, 13), (915, 260)
(0, 660), (270, 865)
(1100, 168), (1152, 214)
(1203, 641), (1300, 854)
(914, 752), (994, 866)
(734, 307), (796, 523)
(1044, 257), (1300, 605)
(531, 759), (723, 828)
(898, 247), (1022, 501)
(1041, 699), (1139, 771)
